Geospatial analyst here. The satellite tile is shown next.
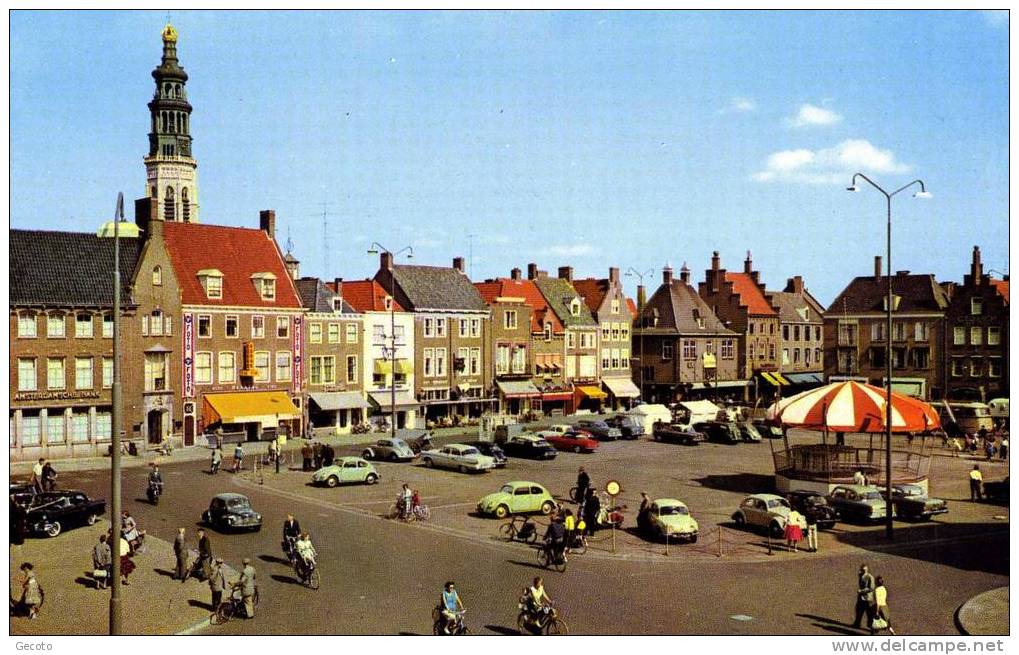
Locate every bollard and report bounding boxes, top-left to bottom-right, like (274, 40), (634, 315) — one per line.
(664, 529), (669, 556)
(766, 531), (773, 555)
(717, 526), (722, 558)
(275, 452), (280, 475)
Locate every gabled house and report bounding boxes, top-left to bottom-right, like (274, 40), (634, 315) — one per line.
(475, 275), (539, 416)
(766, 276), (826, 384)
(511, 266), (570, 415)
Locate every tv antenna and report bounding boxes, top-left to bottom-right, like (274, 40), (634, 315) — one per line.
(310, 201), (340, 277)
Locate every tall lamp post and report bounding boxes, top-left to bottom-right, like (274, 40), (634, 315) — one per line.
(367, 243), (413, 440)
(109, 193), (125, 634)
(847, 173), (930, 541)
(625, 267), (654, 401)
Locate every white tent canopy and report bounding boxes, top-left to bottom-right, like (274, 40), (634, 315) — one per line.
(626, 403), (673, 433)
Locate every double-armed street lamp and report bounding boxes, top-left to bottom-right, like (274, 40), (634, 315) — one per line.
(367, 243), (413, 440)
(625, 267), (654, 401)
(846, 173), (930, 541)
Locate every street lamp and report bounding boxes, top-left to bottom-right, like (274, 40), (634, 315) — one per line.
(367, 243), (413, 440)
(847, 173), (930, 541)
(625, 267), (654, 401)
(108, 192), (125, 634)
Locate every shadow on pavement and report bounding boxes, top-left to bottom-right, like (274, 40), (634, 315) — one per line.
(269, 573), (301, 585)
(258, 554), (291, 566)
(153, 568), (177, 579)
(795, 613), (866, 636)
(73, 575), (100, 589)
(485, 624), (522, 635)
(691, 473), (775, 494)
(188, 599), (215, 611)
(506, 559), (546, 571)
(832, 522), (1009, 575)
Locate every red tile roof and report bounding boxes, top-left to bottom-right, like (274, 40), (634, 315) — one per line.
(162, 222), (302, 308)
(992, 279), (1009, 305)
(338, 279), (405, 312)
(625, 298), (638, 319)
(724, 272), (778, 316)
(475, 278), (563, 334)
(572, 278), (609, 313)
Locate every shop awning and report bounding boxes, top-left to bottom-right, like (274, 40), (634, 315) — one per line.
(603, 377), (641, 398)
(373, 360), (393, 375)
(367, 390), (421, 410)
(309, 391), (369, 412)
(575, 385), (608, 400)
(394, 359), (413, 375)
(541, 391), (573, 402)
(773, 373), (792, 385)
(497, 380), (541, 398)
(760, 372), (789, 386)
(548, 355), (563, 370)
(782, 372), (824, 386)
(695, 379), (751, 389)
(203, 391), (301, 425)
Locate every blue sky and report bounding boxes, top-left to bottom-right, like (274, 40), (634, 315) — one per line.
(10, 10), (1009, 305)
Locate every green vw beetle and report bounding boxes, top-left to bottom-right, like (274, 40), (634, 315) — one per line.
(638, 498), (699, 543)
(312, 457), (381, 488)
(477, 481), (557, 519)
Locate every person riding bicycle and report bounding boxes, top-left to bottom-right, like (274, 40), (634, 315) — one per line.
(210, 446), (223, 474)
(147, 464), (164, 495)
(282, 514), (302, 560)
(563, 509), (575, 544)
(232, 443), (244, 472)
(527, 576), (553, 619)
(294, 532), (317, 572)
(439, 581), (465, 632)
(400, 484), (413, 520)
(543, 514), (567, 563)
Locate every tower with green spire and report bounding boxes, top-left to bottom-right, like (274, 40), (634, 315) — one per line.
(144, 23), (199, 223)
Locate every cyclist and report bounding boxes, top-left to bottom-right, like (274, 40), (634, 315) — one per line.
(294, 532), (317, 573)
(282, 514), (302, 560)
(543, 513), (567, 563)
(527, 576), (553, 619)
(400, 484), (413, 520)
(232, 443), (244, 473)
(439, 581), (465, 633)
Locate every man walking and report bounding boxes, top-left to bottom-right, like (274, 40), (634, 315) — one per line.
(92, 534), (112, 590)
(31, 458), (45, 494)
(302, 442), (313, 471)
(969, 465), (983, 501)
(208, 558), (227, 612)
(312, 442), (323, 469)
(805, 510), (819, 553)
(196, 528), (213, 580)
(174, 528), (188, 581)
(852, 564), (876, 630)
(238, 558), (257, 619)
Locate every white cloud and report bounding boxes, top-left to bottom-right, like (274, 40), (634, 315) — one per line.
(788, 103), (842, 128)
(719, 96), (756, 114)
(538, 243), (598, 257)
(982, 10), (1008, 27)
(752, 139), (910, 185)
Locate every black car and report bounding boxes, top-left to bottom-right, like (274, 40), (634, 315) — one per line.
(751, 419), (784, 439)
(651, 422), (703, 445)
(983, 476), (1009, 503)
(202, 493), (262, 532)
(575, 419), (622, 441)
(884, 484), (949, 520)
(605, 415), (644, 439)
(13, 490), (106, 538)
(467, 441), (508, 467)
(693, 421), (741, 444)
(786, 490), (839, 529)
(501, 435), (558, 460)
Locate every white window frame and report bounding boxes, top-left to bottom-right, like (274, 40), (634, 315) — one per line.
(46, 414), (65, 445)
(327, 323), (341, 344)
(225, 315), (239, 338)
(459, 319), (469, 337)
(346, 355), (358, 383)
(275, 351), (292, 383)
(504, 311), (518, 330)
(102, 357), (114, 389)
(18, 314), (37, 338)
(496, 345), (510, 375)
(254, 350), (271, 382)
(218, 351), (236, 384)
(277, 316), (290, 339)
(470, 318), (481, 338)
(75, 313), (94, 338)
(436, 348), (447, 377)
(470, 348), (481, 375)
(424, 348), (434, 377)
(47, 357), (65, 390)
(511, 346), (526, 374)
(18, 358), (37, 391)
(435, 319), (447, 338)
(953, 326), (966, 345)
(197, 314), (212, 338)
(251, 315), (265, 339)
(424, 318), (434, 338)
(988, 327), (1001, 346)
(47, 314), (65, 338)
(194, 352), (213, 385)
(971, 297), (983, 316)
(204, 274), (223, 300)
(309, 322), (323, 343)
(75, 356), (94, 390)
(970, 327), (983, 346)
(345, 323), (358, 344)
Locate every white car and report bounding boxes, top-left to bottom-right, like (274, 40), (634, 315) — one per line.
(420, 443), (496, 473)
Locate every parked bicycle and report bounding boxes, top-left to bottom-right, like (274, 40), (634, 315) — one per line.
(213, 585), (260, 624)
(261, 452), (289, 467)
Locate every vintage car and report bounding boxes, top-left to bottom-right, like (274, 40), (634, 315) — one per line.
(361, 438), (416, 462)
(651, 422), (704, 445)
(13, 490), (106, 538)
(732, 493), (791, 537)
(477, 481), (557, 519)
(983, 476), (1009, 503)
(693, 421), (741, 444)
(501, 434), (558, 460)
(786, 490), (839, 529)
(738, 422), (763, 443)
(466, 441), (508, 468)
(420, 444), (496, 473)
(751, 419), (785, 439)
(637, 498), (699, 543)
(575, 419), (622, 441)
(605, 415), (644, 439)
(539, 430), (600, 454)
(312, 457), (381, 487)
(202, 493), (263, 532)
(884, 484), (949, 520)
(826, 485), (888, 523)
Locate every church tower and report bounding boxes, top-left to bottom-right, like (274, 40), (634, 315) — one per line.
(144, 23), (199, 223)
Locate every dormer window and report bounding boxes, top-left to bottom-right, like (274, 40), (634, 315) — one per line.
(544, 323), (553, 341)
(250, 272), (277, 302)
(152, 266), (162, 286)
(198, 269), (223, 300)
(384, 297), (393, 311)
(611, 298), (621, 314)
(333, 297), (343, 311)
(570, 298), (581, 316)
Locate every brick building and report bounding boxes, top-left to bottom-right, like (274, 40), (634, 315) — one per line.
(475, 276), (539, 416)
(766, 276), (826, 386)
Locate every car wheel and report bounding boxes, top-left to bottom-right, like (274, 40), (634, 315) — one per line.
(86, 513), (98, 526)
(365, 473), (378, 485)
(494, 505), (509, 519)
(769, 522), (784, 539)
(388, 453), (398, 462)
(424, 458), (433, 468)
(573, 445), (582, 454)
(362, 450), (373, 460)
(252, 525), (262, 533)
(326, 476), (339, 488)
(733, 514), (745, 529)
(44, 521), (62, 538)
(458, 465), (467, 473)
(540, 501), (554, 515)
(653, 433), (661, 441)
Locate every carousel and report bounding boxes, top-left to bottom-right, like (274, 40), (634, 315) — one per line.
(765, 381), (941, 494)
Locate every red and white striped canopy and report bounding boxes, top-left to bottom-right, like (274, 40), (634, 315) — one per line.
(765, 381), (940, 433)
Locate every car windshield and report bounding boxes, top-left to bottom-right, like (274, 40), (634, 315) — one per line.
(899, 486), (922, 496)
(392, 439), (407, 448)
(226, 498), (250, 510)
(767, 499), (790, 509)
(535, 440), (551, 448)
(461, 448), (480, 456)
(500, 485), (514, 495)
(862, 491), (883, 500)
(659, 505), (688, 516)
(805, 496), (827, 506)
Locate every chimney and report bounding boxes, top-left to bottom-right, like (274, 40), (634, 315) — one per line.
(896, 270), (910, 276)
(680, 263), (690, 284)
(609, 267), (620, 283)
(511, 267), (522, 281)
(259, 210), (276, 238)
(971, 245), (983, 281)
(381, 251), (393, 271)
(785, 276), (804, 295)
(284, 254), (300, 280)
(637, 285), (647, 311)
(558, 266), (573, 282)
(744, 250), (753, 274)
(333, 277), (343, 300)
(453, 256), (465, 273)
(134, 196), (159, 237)
(662, 264), (673, 285)
(710, 251), (721, 292)
(874, 255), (883, 280)
(527, 263), (539, 280)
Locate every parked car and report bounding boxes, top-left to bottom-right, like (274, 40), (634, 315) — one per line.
(420, 444), (496, 473)
(14, 490), (106, 538)
(786, 490), (839, 529)
(361, 438), (416, 462)
(737, 422), (763, 443)
(467, 441), (508, 468)
(983, 477), (1009, 503)
(884, 484), (948, 520)
(693, 421), (741, 444)
(501, 434), (558, 460)
(637, 498), (699, 543)
(751, 419), (784, 439)
(202, 493), (262, 532)
(732, 493), (790, 537)
(575, 419), (622, 441)
(605, 415), (644, 439)
(539, 430), (600, 454)
(826, 485), (888, 523)
(404, 431), (435, 454)
(651, 422), (703, 445)
(476, 481), (557, 519)
(312, 457), (381, 487)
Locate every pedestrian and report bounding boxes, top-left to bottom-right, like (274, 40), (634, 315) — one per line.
(313, 442), (322, 469)
(323, 443), (335, 467)
(232, 443), (244, 473)
(238, 557), (257, 619)
(197, 528), (213, 580)
(400, 483), (413, 520)
(969, 465), (983, 501)
(118, 534), (135, 585)
(92, 534), (112, 590)
(984, 437), (996, 461)
(563, 509), (575, 547)
(785, 508), (804, 552)
(174, 527), (188, 581)
(583, 487), (600, 536)
(575, 467), (590, 504)
(210, 446), (222, 475)
(19, 563), (43, 619)
(268, 438), (279, 464)
(804, 509), (819, 553)
(872, 576), (895, 635)
(852, 564), (876, 631)
(208, 558), (227, 612)
(853, 469), (865, 486)
(301, 442), (313, 471)
(41, 461), (58, 492)
(31, 458), (45, 494)
(1000, 436), (1009, 460)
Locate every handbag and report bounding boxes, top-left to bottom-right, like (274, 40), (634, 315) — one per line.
(872, 617), (888, 630)
(92, 569), (108, 579)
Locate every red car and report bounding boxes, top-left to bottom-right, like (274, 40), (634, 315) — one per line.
(539, 430), (600, 454)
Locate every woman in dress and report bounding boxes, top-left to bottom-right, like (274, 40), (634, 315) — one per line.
(873, 576), (895, 634)
(20, 562), (42, 619)
(784, 508), (804, 552)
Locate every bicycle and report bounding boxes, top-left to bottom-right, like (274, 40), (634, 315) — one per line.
(500, 515), (539, 544)
(566, 530), (587, 556)
(536, 541), (567, 572)
(213, 585), (260, 624)
(181, 555), (209, 582)
(261, 452), (289, 467)
(293, 557), (320, 590)
(517, 603), (568, 635)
